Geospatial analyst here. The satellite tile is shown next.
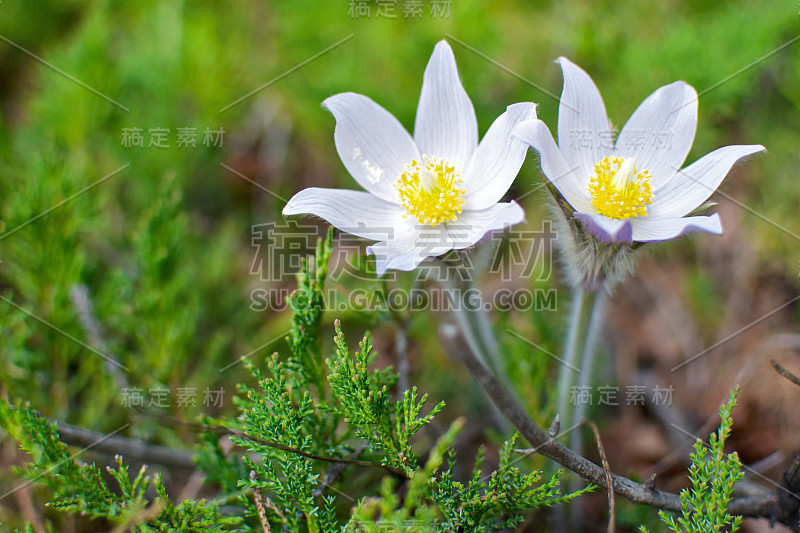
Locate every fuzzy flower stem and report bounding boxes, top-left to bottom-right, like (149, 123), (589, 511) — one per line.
(455, 246), (508, 387)
(552, 286), (591, 531)
(444, 251), (509, 388)
(566, 285), (608, 530)
(468, 282), (508, 387)
(556, 287), (592, 431)
(449, 299), (510, 431)
(571, 287), (609, 454)
(440, 253), (513, 430)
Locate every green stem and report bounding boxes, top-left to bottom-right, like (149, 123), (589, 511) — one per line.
(569, 288), (608, 453)
(449, 288), (488, 368)
(556, 285), (606, 532)
(556, 287), (592, 432)
(465, 279), (512, 392)
(441, 254), (513, 430)
(447, 292), (510, 431)
(442, 253), (504, 378)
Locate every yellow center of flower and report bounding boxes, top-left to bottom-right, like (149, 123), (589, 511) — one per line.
(395, 155), (465, 226)
(587, 156), (654, 219)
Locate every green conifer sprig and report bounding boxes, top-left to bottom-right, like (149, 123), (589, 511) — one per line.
(429, 434), (590, 532)
(641, 387), (744, 533)
(3, 228), (585, 531)
(0, 401), (240, 532)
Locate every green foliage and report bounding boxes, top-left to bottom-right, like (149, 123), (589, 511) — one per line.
(1, 230), (581, 531)
(0, 401), (240, 532)
(429, 435), (590, 532)
(345, 420), (462, 533)
(326, 325), (444, 476)
(0, 0), (791, 531)
(0, 0), (274, 434)
(345, 422), (587, 533)
(640, 388), (744, 533)
(223, 232), (581, 530)
(286, 230), (333, 393)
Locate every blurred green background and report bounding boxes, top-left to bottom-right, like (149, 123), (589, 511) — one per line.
(0, 0), (798, 531)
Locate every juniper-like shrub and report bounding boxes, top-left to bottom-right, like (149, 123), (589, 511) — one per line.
(640, 388), (744, 533)
(1, 231), (588, 532)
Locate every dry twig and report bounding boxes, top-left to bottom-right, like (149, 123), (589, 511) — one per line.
(583, 419), (615, 533)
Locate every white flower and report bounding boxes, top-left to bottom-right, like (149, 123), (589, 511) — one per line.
(513, 57), (765, 243)
(283, 41), (536, 276)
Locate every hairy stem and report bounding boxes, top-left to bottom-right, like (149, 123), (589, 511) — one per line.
(556, 287), (596, 431)
(440, 254), (513, 430)
(570, 287), (609, 454)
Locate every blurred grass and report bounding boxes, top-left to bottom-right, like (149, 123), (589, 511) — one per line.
(0, 0), (798, 529)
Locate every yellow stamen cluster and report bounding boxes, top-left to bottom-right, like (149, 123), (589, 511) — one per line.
(395, 155), (465, 226)
(587, 156), (653, 219)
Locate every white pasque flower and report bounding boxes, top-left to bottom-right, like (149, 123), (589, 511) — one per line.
(513, 57), (765, 243)
(283, 41), (536, 276)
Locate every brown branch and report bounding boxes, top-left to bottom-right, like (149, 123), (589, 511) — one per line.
(41, 407), (404, 478)
(223, 426), (407, 476)
(772, 359), (800, 388)
(132, 406), (409, 478)
(771, 359), (800, 519)
(313, 441), (369, 497)
(25, 409), (197, 470)
(439, 324), (796, 529)
(583, 420), (615, 533)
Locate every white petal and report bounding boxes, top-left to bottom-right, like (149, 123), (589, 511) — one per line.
(574, 212), (633, 243)
(556, 57), (612, 179)
(631, 213), (722, 242)
(367, 225), (452, 277)
(414, 40), (478, 170)
(447, 201), (526, 249)
(283, 187), (407, 241)
(462, 103), (537, 210)
(648, 144), (766, 219)
(614, 81), (698, 187)
(323, 92), (419, 203)
(365, 203), (526, 277)
(512, 119), (594, 213)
